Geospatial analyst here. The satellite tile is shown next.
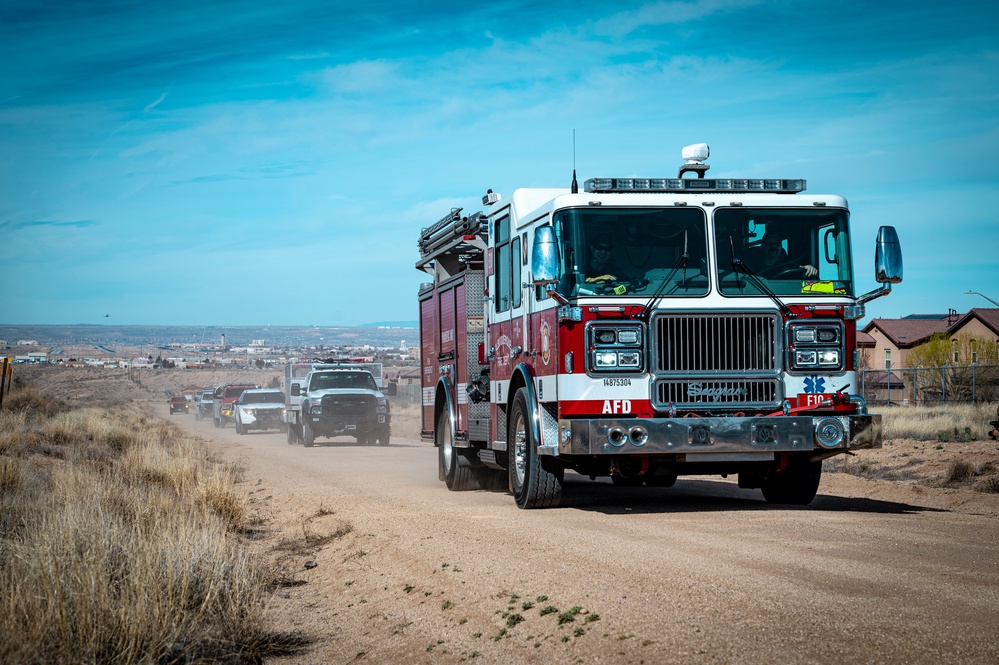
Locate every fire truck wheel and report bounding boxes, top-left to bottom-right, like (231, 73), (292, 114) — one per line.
(302, 421), (315, 447)
(760, 457), (822, 505)
(438, 410), (477, 490)
(508, 388), (563, 509)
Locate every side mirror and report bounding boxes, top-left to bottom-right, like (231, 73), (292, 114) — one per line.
(291, 384), (301, 396)
(531, 226), (560, 286)
(875, 226), (903, 284)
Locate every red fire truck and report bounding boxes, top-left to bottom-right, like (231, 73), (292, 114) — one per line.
(417, 144), (903, 509)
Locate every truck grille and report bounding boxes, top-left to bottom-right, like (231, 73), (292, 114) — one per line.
(652, 312), (782, 410)
(656, 378), (780, 406)
(321, 394), (376, 417)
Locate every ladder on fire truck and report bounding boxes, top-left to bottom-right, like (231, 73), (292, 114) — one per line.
(416, 207), (488, 277)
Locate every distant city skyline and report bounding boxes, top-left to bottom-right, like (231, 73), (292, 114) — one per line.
(2, 1), (997, 326)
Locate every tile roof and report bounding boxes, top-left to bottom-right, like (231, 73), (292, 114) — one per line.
(863, 318), (952, 348)
(856, 331), (876, 347)
(949, 308), (999, 337)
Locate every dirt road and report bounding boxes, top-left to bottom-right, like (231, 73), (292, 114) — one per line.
(158, 402), (999, 664)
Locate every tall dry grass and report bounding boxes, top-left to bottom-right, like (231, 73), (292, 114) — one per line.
(880, 402), (997, 441)
(0, 385), (274, 663)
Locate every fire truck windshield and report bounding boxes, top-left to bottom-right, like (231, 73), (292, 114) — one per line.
(553, 207), (709, 298)
(714, 208), (853, 297)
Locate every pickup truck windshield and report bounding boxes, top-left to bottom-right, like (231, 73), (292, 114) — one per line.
(552, 207), (709, 298)
(714, 208), (853, 296)
(309, 372), (377, 391)
(241, 392), (284, 404)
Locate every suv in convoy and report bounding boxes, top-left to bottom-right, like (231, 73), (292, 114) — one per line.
(195, 388), (215, 421)
(168, 394), (189, 415)
(292, 368), (390, 447)
(213, 383), (258, 428)
(234, 389), (286, 435)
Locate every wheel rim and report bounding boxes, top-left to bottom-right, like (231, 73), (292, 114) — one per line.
(512, 409), (527, 487)
(442, 417), (453, 473)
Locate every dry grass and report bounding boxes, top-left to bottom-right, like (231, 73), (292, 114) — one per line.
(881, 402), (996, 441)
(0, 383), (291, 663)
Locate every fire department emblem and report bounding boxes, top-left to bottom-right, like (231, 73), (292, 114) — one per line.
(540, 321), (552, 366)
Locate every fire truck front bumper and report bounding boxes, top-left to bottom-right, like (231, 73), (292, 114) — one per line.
(555, 414), (881, 456)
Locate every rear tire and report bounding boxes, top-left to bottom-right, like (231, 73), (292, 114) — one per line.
(761, 457), (822, 505)
(302, 420), (315, 447)
(438, 410), (477, 490)
(508, 388), (562, 509)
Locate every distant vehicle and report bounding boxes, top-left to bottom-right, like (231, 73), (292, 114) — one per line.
(289, 367), (390, 447)
(234, 389), (287, 435)
(168, 394), (189, 415)
(213, 383), (258, 428)
(195, 389), (214, 421)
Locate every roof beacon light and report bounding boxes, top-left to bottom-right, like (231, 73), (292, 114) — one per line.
(679, 142), (710, 178)
(682, 143), (710, 164)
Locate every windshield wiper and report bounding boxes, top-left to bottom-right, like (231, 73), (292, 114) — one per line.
(727, 237), (796, 319)
(637, 229), (689, 320)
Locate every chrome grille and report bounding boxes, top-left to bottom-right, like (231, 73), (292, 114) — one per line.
(656, 378), (780, 407)
(653, 312), (779, 373)
(652, 312), (782, 410)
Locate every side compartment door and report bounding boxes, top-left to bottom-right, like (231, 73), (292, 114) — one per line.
(419, 289), (437, 435)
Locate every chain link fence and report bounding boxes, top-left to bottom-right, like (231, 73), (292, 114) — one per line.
(859, 364), (999, 406)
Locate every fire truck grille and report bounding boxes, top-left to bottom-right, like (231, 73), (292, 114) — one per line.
(653, 313), (779, 373)
(655, 378), (781, 408)
(652, 313), (782, 410)
(321, 394), (376, 417)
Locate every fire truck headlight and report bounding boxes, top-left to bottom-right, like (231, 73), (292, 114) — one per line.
(594, 330), (616, 344)
(618, 352), (641, 367)
(817, 350), (840, 366)
(617, 329), (640, 344)
(794, 328), (817, 343)
(795, 350), (818, 366)
(594, 351), (618, 368)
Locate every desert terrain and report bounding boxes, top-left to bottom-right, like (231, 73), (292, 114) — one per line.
(14, 364), (999, 664)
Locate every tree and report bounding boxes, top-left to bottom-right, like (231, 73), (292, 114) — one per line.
(909, 333), (999, 402)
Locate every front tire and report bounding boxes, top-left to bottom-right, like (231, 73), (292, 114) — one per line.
(302, 420), (315, 447)
(235, 420), (245, 435)
(761, 457), (822, 505)
(287, 423), (300, 445)
(508, 388), (563, 509)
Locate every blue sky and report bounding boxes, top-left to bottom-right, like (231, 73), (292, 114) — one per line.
(2, 0), (997, 326)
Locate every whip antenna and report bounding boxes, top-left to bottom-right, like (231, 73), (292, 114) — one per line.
(571, 129), (578, 193)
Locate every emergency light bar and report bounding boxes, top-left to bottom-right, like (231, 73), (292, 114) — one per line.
(583, 177), (806, 194)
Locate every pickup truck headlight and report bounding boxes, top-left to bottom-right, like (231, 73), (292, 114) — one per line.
(241, 408), (254, 416)
(308, 403), (323, 415)
(376, 397), (389, 414)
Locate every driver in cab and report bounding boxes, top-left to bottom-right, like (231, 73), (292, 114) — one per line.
(754, 233), (818, 278)
(585, 235), (618, 283)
